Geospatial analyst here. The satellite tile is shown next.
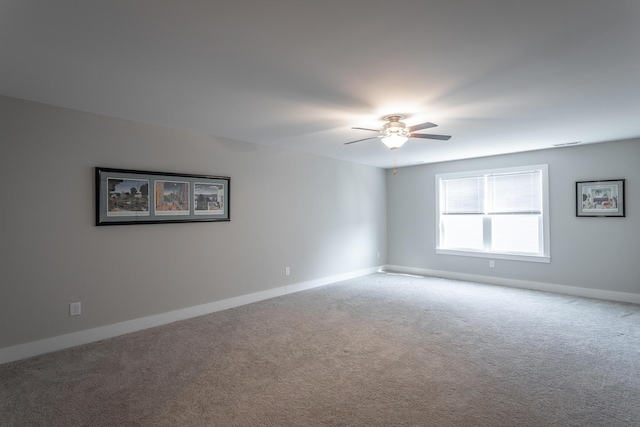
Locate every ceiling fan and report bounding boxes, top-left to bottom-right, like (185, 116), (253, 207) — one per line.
(345, 115), (451, 150)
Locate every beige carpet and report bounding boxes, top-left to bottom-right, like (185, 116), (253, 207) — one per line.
(1, 273), (640, 426)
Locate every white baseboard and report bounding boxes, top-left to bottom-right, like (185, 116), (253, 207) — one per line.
(384, 264), (640, 305)
(0, 266), (381, 365)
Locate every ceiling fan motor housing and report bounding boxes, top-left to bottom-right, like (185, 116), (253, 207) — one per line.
(382, 116), (409, 137)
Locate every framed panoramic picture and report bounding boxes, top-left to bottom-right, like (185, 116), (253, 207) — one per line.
(95, 167), (230, 225)
(576, 179), (625, 217)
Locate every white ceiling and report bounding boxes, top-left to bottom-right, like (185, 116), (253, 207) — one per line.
(2, 0), (640, 168)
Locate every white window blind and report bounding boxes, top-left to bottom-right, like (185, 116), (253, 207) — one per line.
(487, 171), (541, 214)
(442, 176), (485, 214)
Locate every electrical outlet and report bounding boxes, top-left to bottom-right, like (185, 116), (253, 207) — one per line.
(377, 252), (380, 259)
(285, 267), (290, 276)
(70, 302), (81, 316)
(489, 260), (495, 268)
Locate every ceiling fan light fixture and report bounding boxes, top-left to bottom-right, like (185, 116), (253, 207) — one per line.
(381, 134), (408, 150)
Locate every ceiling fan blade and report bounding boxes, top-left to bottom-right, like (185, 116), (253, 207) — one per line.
(344, 136), (380, 145)
(351, 127), (381, 133)
(408, 122), (437, 133)
(410, 133), (451, 141)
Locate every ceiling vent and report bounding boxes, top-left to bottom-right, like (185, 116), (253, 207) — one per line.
(552, 141), (581, 147)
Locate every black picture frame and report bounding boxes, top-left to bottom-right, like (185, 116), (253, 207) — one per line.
(576, 179), (625, 217)
(95, 167), (230, 225)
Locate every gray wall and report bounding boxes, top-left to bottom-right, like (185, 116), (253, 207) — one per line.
(0, 96), (387, 349)
(387, 139), (639, 294)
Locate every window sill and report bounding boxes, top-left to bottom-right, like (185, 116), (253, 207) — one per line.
(436, 248), (550, 263)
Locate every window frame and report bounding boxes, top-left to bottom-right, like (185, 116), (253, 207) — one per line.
(435, 164), (550, 263)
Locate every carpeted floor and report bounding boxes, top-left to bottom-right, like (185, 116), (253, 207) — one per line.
(1, 273), (640, 426)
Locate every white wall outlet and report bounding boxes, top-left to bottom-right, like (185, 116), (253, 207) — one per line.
(285, 267), (290, 276)
(377, 252), (380, 259)
(70, 302), (81, 316)
(489, 260), (495, 268)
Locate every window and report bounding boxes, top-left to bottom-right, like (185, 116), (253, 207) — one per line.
(436, 165), (550, 263)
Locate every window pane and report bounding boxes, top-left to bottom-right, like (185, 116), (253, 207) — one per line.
(491, 215), (540, 254)
(442, 215), (484, 250)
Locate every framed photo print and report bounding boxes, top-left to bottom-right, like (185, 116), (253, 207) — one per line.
(576, 179), (625, 217)
(96, 167), (230, 225)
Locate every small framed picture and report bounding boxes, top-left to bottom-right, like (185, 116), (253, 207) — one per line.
(576, 179), (625, 217)
(96, 167), (230, 225)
